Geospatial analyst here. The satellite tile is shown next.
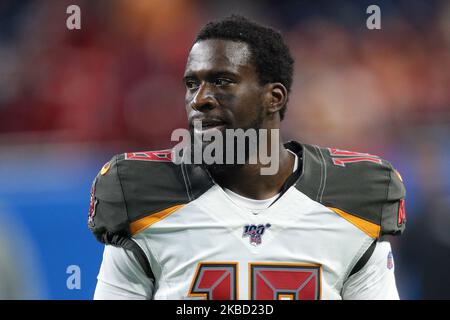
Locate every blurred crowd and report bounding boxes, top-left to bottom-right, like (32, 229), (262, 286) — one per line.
(0, 0), (449, 299)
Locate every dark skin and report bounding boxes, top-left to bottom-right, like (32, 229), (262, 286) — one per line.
(183, 39), (295, 200)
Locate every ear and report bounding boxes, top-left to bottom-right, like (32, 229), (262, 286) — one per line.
(263, 83), (288, 116)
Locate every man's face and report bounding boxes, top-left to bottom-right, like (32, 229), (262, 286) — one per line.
(183, 39), (265, 135)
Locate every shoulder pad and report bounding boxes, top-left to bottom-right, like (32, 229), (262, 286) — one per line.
(295, 144), (406, 238)
(88, 150), (213, 244)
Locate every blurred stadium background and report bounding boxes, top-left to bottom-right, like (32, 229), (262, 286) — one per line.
(0, 0), (449, 299)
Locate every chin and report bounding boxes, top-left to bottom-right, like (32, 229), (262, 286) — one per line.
(201, 162), (244, 175)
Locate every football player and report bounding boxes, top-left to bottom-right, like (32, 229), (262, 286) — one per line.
(89, 15), (406, 300)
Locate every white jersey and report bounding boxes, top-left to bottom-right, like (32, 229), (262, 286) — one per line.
(88, 142), (406, 300)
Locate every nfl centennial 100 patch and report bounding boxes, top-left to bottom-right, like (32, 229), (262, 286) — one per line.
(242, 224), (271, 246)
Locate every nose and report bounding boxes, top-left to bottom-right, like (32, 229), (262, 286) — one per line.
(191, 82), (219, 112)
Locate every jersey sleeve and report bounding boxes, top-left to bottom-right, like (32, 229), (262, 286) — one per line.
(88, 152), (212, 242)
(94, 244), (154, 300)
(342, 241), (399, 300)
(88, 155), (154, 279)
(381, 166), (406, 237)
(88, 155), (130, 243)
(297, 144), (407, 239)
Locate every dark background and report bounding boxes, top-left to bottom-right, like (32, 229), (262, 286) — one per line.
(0, 0), (449, 299)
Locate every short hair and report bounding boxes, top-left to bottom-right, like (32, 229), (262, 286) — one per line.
(194, 15), (294, 120)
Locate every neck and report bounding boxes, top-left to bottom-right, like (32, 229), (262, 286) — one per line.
(209, 133), (295, 200)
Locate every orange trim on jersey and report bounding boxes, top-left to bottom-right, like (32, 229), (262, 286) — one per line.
(327, 207), (380, 239)
(129, 204), (185, 235)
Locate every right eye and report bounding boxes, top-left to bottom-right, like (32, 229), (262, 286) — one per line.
(185, 80), (200, 90)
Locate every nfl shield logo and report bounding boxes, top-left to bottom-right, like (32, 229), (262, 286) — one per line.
(387, 251), (394, 270)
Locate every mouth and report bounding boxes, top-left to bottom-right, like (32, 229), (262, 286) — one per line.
(202, 119), (226, 129)
(191, 118), (227, 133)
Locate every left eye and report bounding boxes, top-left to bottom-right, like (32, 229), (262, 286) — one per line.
(214, 78), (232, 86)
